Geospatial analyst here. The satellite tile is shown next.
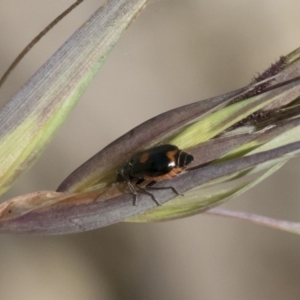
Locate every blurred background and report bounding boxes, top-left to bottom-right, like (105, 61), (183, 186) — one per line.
(1, 0), (300, 299)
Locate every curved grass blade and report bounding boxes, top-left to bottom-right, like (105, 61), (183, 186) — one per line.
(169, 78), (300, 149)
(0, 0), (147, 197)
(0, 142), (299, 234)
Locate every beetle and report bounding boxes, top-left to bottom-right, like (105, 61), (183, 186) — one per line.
(116, 144), (194, 206)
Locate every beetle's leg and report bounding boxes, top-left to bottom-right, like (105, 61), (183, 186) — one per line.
(135, 181), (161, 206)
(136, 186), (161, 206)
(145, 181), (183, 196)
(133, 195), (138, 206)
(117, 169), (139, 205)
(126, 181), (138, 206)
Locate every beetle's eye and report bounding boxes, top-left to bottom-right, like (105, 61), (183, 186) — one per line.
(179, 153), (194, 167)
(186, 154), (194, 165)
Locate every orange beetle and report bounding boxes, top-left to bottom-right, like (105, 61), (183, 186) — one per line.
(117, 144), (194, 206)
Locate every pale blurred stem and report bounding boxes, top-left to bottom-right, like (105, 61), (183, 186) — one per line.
(0, 0), (84, 89)
(206, 208), (300, 235)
